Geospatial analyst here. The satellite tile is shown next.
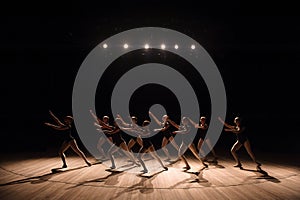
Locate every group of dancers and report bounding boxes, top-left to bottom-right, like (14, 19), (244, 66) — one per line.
(44, 110), (262, 174)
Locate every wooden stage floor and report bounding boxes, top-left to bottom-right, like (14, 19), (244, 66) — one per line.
(0, 150), (299, 200)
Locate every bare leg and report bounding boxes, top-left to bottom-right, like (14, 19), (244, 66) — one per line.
(169, 136), (180, 151)
(243, 140), (261, 167)
(136, 136), (143, 147)
(205, 138), (218, 162)
(107, 144), (118, 169)
(58, 141), (70, 168)
(197, 139), (206, 158)
(231, 141), (243, 167)
(70, 140), (91, 166)
(161, 137), (172, 160)
(169, 136), (181, 162)
(179, 143), (190, 170)
(127, 139), (136, 152)
(119, 142), (140, 166)
(147, 146), (168, 170)
(97, 137), (107, 159)
(137, 147), (148, 173)
(189, 143), (208, 168)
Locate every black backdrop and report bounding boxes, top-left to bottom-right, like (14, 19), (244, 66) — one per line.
(1, 1), (300, 155)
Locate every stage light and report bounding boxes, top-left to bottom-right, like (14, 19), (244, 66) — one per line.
(174, 44), (179, 49)
(144, 44), (149, 49)
(123, 43), (129, 49)
(103, 43), (108, 48)
(161, 44), (166, 49)
(191, 44), (195, 49)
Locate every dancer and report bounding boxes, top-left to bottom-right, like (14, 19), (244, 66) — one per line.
(90, 110), (113, 160)
(44, 110), (92, 168)
(149, 111), (180, 161)
(135, 120), (168, 173)
(104, 118), (140, 169)
(218, 116), (261, 170)
(116, 114), (143, 152)
(188, 116), (218, 163)
(168, 117), (208, 170)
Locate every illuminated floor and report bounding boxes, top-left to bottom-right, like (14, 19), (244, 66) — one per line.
(0, 151), (299, 200)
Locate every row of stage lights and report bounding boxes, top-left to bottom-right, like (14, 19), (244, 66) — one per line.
(102, 43), (196, 50)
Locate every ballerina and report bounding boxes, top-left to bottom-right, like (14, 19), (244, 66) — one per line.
(218, 116), (261, 170)
(116, 114), (144, 153)
(168, 117), (208, 170)
(104, 118), (140, 169)
(135, 120), (168, 173)
(188, 116), (218, 164)
(44, 110), (92, 168)
(149, 111), (180, 161)
(89, 109), (113, 160)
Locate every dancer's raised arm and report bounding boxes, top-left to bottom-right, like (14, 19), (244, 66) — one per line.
(167, 118), (179, 129)
(49, 110), (64, 126)
(44, 122), (68, 130)
(218, 116), (235, 129)
(89, 109), (100, 124)
(187, 117), (198, 128)
(149, 111), (162, 126)
(116, 114), (130, 127)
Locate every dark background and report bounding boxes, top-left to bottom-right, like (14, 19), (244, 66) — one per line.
(1, 1), (300, 155)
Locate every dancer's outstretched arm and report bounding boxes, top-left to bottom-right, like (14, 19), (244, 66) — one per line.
(49, 110), (64, 126)
(218, 117), (235, 129)
(167, 118), (179, 129)
(116, 114), (130, 127)
(149, 111), (162, 126)
(187, 117), (201, 128)
(89, 109), (100, 124)
(224, 126), (245, 134)
(44, 122), (68, 131)
(97, 120), (114, 130)
(105, 127), (121, 135)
